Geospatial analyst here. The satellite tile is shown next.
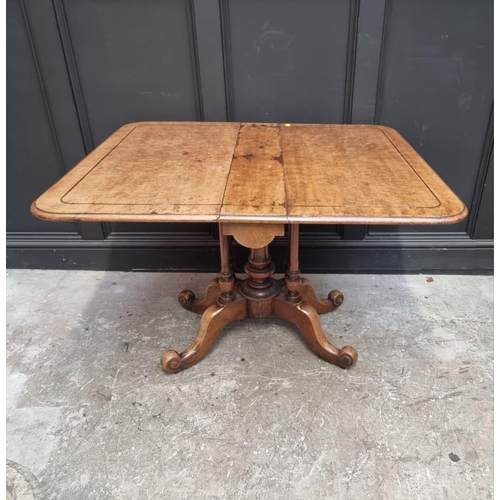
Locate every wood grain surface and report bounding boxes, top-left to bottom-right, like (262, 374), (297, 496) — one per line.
(32, 121), (468, 225)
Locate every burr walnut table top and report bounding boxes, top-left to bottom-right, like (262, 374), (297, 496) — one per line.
(32, 121), (468, 225)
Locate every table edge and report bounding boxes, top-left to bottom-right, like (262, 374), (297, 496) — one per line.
(31, 201), (468, 225)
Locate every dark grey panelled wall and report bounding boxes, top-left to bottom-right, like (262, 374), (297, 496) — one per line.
(7, 0), (493, 273)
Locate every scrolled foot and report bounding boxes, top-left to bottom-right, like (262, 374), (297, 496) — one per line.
(178, 290), (195, 309)
(298, 278), (344, 314)
(178, 278), (221, 314)
(161, 350), (182, 373)
(328, 289), (344, 308)
(338, 346), (358, 368)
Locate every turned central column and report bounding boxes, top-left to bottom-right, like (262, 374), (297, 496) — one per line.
(239, 245), (281, 317)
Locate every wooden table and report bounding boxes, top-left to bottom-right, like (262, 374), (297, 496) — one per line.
(32, 122), (468, 373)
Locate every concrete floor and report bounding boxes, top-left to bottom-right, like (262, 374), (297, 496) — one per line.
(6, 270), (493, 500)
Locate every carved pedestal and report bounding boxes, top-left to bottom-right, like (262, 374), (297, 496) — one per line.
(161, 223), (358, 373)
